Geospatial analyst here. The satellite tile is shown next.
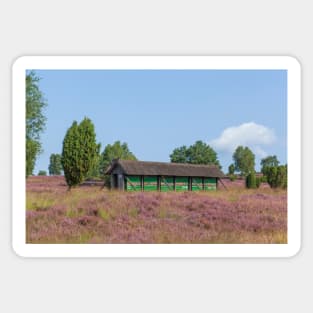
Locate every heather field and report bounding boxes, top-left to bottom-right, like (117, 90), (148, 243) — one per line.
(26, 176), (287, 244)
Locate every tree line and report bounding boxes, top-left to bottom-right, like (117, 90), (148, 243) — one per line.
(26, 71), (287, 190)
(171, 142), (287, 189)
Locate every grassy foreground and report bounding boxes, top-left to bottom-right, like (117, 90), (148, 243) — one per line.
(26, 176), (287, 244)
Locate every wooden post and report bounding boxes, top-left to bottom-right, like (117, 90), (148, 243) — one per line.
(218, 178), (228, 190)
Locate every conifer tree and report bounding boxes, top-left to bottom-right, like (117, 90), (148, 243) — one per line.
(266, 165), (287, 189)
(246, 171), (257, 189)
(61, 118), (100, 188)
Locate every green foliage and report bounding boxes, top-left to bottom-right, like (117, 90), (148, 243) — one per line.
(86, 153), (101, 179)
(256, 176), (261, 188)
(277, 165), (287, 189)
(62, 121), (82, 186)
(229, 174), (236, 182)
(26, 71), (47, 177)
(99, 141), (137, 177)
(266, 165), (287, 189)
(188, 141), (221, 167)
(38, 170), (47, 176)
(170, 145), (189, 163)
(48, 153), (63, 175)
(232, 146), (255, 176)
(261, 155), (280, 176)
(228, 163), (235, 175)
(170, 140), (221, 168)
(246, 171), (257, 189)
(26, 139), (40, 177)
(267, 166), (277, 188)
(61, 118), (101, 188)
(281, 165), (288, 189)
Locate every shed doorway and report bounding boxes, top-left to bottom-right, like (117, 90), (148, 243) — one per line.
(113, 174), (118, 189)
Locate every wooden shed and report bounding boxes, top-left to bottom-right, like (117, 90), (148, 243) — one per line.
(105, 159), (225, 191)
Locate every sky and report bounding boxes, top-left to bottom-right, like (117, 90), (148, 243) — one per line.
(31, 69), (287, 174)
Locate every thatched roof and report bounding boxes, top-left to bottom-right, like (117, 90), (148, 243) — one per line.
(106, 159), (225, 178)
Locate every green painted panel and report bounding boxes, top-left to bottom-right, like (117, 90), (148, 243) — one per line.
(175, 177), (189, 191)
(126, 175), (141, 191)
(204, 178), (217, 190)
(192, 177), (203, 191)
(144, 176), (158, 191)
(160, 176), (174, 191)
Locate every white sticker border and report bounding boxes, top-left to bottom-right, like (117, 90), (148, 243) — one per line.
(12, 56), (301, 258)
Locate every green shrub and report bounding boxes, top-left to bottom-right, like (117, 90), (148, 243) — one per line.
(246, 172), (257, 189)
(266, 165), (287, 189)
(256, 177), (261, 188)
(229, 174), (236, 182)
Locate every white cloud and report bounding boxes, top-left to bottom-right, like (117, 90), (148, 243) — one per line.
(209, 122), (276, 157)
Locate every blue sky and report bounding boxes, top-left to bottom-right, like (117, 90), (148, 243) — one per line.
(32, 69), (287, 173)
